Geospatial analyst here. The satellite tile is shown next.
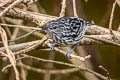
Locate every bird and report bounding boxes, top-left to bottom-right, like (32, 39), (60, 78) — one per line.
(42, 17), (92, 58)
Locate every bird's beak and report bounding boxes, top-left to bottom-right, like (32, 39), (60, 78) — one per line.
(41, 27), (48, 33)
(41, 27), (48, 31)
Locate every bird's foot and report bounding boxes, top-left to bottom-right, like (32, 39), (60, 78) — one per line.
(65, 50), (73, 59)
(50, 43), (56, 51)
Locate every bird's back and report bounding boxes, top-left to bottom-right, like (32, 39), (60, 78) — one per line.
(44, 17), (91, 45)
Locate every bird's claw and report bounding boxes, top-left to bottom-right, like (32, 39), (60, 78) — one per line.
(65, 50), (72, 59)
(50, 43), (56, 51)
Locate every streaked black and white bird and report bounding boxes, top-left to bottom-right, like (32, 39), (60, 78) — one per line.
(43, 17), (92, 58)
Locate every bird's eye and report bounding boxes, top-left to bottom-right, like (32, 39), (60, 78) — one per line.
(53, 27), (57, 29)
(72, 34), (78, 38)
(76, 23), (80, 25)
(49, 27), (53, 29)
(72, 26), (77, 29)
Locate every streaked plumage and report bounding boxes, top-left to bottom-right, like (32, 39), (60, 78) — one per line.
(43, 17), (91, 58)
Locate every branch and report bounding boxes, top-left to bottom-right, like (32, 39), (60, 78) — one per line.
(7, 8), (120, 40)
(20, 54), (107, 80)
(18, 63), (79, 74)
(109, 0), (117, 34)
(0, 23), (42, 31)
(0, 0), (23, 18)
(2, 54), (107, 79)
(0, 35), (119, 56)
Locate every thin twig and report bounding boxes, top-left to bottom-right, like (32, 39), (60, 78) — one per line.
(18, 63), (79, 74)
(47, 43), (91, 61)
(20, 54), (107, 80)
(9, 28), (20, 45)
(99, 65), (112, 80)
(0, 0), (23, 18)
(1, 56), (79, 74)
(59, 0), (66, 17)
(0, 26), (20, 80)
(73, 0), (78, 17)
(2, 56), (27, 72)
(2, 54), (107, 79)
(0, 30), (36, 44)
(109, 0), (117, 35)
(0, 23), (42, 31)
(10, 28), (19, 40)
(117, 24), (120, 32)
(116, 0), (120, 7)
(0, 51), (8, 57)
(84, 35), (120, 47)
(15, 35), (48, 55)
(0, 17), (12, 38)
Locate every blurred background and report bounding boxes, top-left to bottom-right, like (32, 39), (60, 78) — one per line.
(0, 0), (120, 80)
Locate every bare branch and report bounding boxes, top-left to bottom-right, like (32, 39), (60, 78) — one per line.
(0, 23), (42, 31)
(0, 0), (23, 18)
(18, 63), (79, 74)
(20, 54), (107, 80)
(59, 0), (66, 17)
(0, 26), (20, 80)
(109, 0), (117, 35)
(73, 0), (78, 17)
